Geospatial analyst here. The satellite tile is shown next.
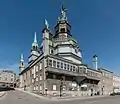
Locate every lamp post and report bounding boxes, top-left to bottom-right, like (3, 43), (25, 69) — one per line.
(60, 78), (63, 97)
(93, 55), (98, 70)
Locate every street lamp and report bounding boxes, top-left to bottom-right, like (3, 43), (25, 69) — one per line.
(60, 78), (63, 97)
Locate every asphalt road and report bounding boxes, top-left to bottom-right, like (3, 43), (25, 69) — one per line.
(0, 90), (120, 104)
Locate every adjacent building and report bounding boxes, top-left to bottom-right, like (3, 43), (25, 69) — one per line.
(98, 68), (113, 95)
(0, 70), (16, 88)
(15, 76), (20, 88)
(19, 5), (120, 96)
(113, 74), (120, 93)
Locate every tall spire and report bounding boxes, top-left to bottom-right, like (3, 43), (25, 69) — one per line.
(34, 32), (37, 43)
(32, 32), (38, 47)
(20, 54), (24, 62)
(19, 53), (25, 72)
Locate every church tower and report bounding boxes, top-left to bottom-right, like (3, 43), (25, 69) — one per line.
(40, 19), (53, 56)
(54, 4), (82, 64)
(28, 32), (40, 63)
(54, 4), (71, 39)
(19, 54), (25, 72)
(19, 54), (25, 88)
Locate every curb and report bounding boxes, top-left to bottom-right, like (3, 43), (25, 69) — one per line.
(48, 95), (107, 101)
(16, 89), (51, 100)
(16, 88), (107, 101)
(0, 92), (6, 98)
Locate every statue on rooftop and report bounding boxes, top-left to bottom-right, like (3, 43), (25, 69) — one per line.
(61, 4), (68, 20)
(45, 19), (49, 29)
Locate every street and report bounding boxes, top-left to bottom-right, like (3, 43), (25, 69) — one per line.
(0, 90), (120, 104)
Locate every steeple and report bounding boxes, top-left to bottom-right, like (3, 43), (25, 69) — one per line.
(34, 32), (37, 43)
(28, 32), (40, 64)
(32, 32), (38, 48)
(19, 53), (25, 72)
(20, 54), (24, 62)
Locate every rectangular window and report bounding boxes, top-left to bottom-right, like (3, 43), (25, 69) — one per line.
(36, 66), (39, 72)
(40, 75), (42, 80)
(40, 85), (42, 90)
(40, 62), (42, 70)
(67, 64), (69, 70)
(61, 62), (63, 69)
(26, 72), (27, 79)
(11, 78), (13, 82)
(53, 60), (56, 68)
(5, 78), (7, 81)
(36, 77), (38, 81)
(34, 86), (36, 91)
(31, 74), (34, 78)
(73, 66), (76, 72)
(53, 85), (57, 91)
(45, 59), (48, 67)
(33, 66), (36, 78)
(36, 85), (38, 90)
(64, 63), (66, 70)
(79, 67), (86, 74)
(36, 71), (38, 77)
(32, 79), (34, 83)
(49, 59), (52, 67)
(32, 68), (34, 74)
(57, 62), (60, 68)
(70, 65), (73, 71)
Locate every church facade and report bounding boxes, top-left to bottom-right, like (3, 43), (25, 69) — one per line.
(19, 6), (113, 96)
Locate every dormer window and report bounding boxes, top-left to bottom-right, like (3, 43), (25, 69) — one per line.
(60, 28), (65, 33)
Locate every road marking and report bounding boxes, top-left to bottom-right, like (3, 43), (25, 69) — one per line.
(86, 101), (100, 104)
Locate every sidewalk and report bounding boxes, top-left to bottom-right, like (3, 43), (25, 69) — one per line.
(56, 95), (107, 101)
(0, 92), (6, 97)
(16, 88), (107, 101)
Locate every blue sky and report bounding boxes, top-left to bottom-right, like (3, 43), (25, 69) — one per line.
(0, 0), (120, 75)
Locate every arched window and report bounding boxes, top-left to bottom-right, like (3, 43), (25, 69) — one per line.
(60, 28), (65, 33)
(33, 46), (35, 50)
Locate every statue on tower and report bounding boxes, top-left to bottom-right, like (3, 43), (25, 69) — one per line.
(61, 4), (68, 20)
(45, 19), (49, 29)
